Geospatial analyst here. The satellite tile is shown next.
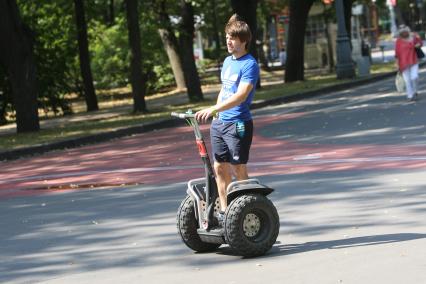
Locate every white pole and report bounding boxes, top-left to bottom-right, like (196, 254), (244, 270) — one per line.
(386, 0), (398, 37)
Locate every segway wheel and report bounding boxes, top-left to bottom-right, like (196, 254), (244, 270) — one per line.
(177, 195), (221, 252)
(224, 194), (280, 257)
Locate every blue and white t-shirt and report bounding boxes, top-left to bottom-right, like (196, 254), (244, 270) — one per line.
(219, 53), (259, 122)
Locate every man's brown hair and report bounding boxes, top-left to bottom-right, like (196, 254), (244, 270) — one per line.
(225, 14), (252, 50)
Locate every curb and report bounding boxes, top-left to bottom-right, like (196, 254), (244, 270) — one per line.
(0, 70), (400, 161)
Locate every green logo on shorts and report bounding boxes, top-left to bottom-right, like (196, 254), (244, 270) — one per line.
(236, 121), (245, 138)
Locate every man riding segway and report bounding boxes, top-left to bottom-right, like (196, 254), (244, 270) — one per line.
(195, 14), (258, 225)
(173, 14), (279, 257)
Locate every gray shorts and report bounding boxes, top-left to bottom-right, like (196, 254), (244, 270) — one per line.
(210, 119), (253, 164)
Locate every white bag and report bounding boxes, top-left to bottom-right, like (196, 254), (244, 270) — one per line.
(395, 71), (405, 93)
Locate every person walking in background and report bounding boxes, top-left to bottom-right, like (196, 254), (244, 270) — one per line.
(395, 25), (423, 101)
(279, 48), (287, 67)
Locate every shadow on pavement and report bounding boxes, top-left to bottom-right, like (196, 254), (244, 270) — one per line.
(270, 233), (426, 256)
(257, 77), (426, 146)
(187, 232), (426, 261)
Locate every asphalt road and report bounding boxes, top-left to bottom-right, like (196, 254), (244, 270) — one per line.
(1, 69), (426, 283)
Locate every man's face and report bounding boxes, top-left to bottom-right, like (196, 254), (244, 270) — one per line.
(226, 34), (246, 55)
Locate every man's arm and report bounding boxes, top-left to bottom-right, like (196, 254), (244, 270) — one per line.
(195, 82), (253, 122)
(216, 82), (253, 111)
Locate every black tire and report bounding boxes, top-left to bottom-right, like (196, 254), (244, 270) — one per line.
(224, 194), (280, 257)
(177, 195), (221, 252)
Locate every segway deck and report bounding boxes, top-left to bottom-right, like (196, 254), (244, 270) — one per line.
(197, 228), (226, 244)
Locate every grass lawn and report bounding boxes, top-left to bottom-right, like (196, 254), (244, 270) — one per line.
(0, 62), (395, 151)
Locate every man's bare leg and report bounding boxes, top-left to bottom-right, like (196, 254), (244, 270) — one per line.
(232, 164), (249, 180)
(215, 163), (249, 212)
(214, 161), (232, 211)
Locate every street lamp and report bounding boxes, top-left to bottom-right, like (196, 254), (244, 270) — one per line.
(335, 0), (355, 79)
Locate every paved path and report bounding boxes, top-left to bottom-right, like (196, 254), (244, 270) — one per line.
(1, 69), (426, 283)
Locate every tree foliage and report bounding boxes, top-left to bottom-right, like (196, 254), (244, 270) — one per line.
(74, 0), (99, 111)
(0, 64), (12, 125)
(125, 0), (147, 112)
(285, 0), (315, 82)
(3, 0), (394, 128)
(0, 0), (40, 132)
(18, 0), (77, 116)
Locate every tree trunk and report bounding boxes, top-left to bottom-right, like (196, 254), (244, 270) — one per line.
(325, 22), (335, 72)
(179, 0), (203, 102)
(0, 0), (40, 132)
(109, 0), (115, 26)
(323, 5), (335, 72)
(394, 5), (405, 26)
(0, 66), (11, 125)
(158, 29), (186, 90)
(125, 0), (147, 112)
(157, 1), (185, 90)
(230, 0), (260, 86)
(259, 25), (271, 71)
(284, 0), (314, 82)
(230, 0), (258, 59)
(0, 93), (7, 125)
(74, 0), (98, 111)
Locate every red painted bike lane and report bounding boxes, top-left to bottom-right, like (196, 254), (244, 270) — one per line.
(1, 113), (426, 199)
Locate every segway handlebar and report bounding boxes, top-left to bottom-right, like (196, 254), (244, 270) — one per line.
(171, 112), (195, 119)
(171, 111), (203, 139)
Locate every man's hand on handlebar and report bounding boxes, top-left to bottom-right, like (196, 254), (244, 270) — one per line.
(195, 106), (217, 123)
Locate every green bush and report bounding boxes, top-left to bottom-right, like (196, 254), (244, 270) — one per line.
(90, 18), (130, 89)
(89, 16), (175, 93)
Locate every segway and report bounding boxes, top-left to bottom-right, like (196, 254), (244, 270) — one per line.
(171, 110), (280, 257)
